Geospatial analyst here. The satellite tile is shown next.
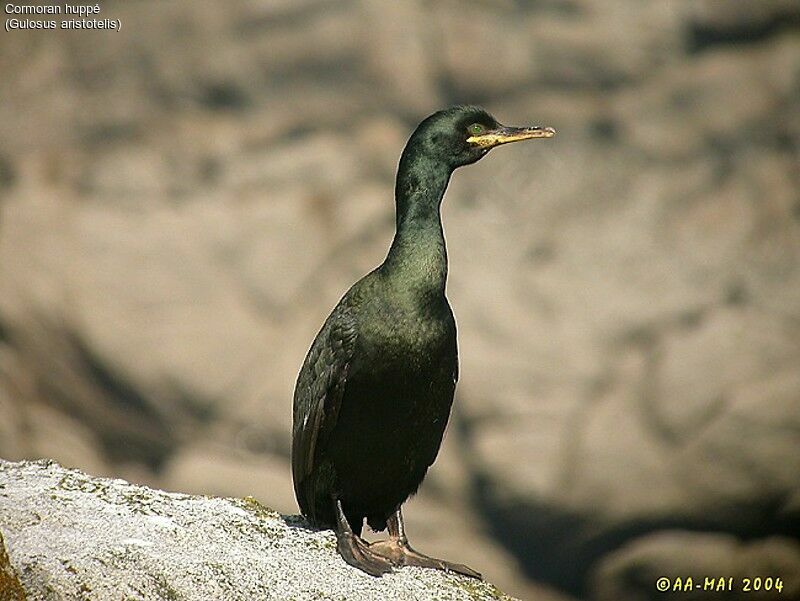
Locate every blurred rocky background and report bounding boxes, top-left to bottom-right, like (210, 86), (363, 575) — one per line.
(1, 1), (799, 599)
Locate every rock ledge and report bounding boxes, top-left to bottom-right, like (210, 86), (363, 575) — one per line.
(0, 460), (516, 601)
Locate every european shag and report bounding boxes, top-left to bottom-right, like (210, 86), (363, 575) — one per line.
(292, 105), (555, 578)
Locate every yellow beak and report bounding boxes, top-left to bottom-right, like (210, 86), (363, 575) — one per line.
(467, 125), (556, 149)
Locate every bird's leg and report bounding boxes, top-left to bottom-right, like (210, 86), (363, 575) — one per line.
(368, 507), (482, 579)
(333, 499), (393, 577)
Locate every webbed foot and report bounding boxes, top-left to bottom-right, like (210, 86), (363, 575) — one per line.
(368, 508), (482, 580)
(369, 538), (481, 579)
(334, 499), (393, 577)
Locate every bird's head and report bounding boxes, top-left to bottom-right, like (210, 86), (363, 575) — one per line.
(405, 105), (555, 170)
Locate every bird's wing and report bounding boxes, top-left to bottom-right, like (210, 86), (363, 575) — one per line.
(291, 305), (357, 500)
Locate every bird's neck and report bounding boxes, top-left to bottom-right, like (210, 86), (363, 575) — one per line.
(381, 153), (453, 300)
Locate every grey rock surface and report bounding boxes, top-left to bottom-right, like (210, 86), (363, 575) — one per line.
(0, 460), (516, 601)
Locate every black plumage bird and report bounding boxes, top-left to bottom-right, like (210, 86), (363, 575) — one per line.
(292, 105), (554, 577)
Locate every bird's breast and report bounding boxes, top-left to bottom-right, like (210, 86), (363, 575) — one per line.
(355, 298), (455, 376)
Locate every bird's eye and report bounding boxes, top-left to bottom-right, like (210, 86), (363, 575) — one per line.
(468, 123), (486, 136)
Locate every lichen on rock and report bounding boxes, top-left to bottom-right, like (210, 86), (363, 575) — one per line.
(0, 530), (26, 601)
(0, 460), (517, 601)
